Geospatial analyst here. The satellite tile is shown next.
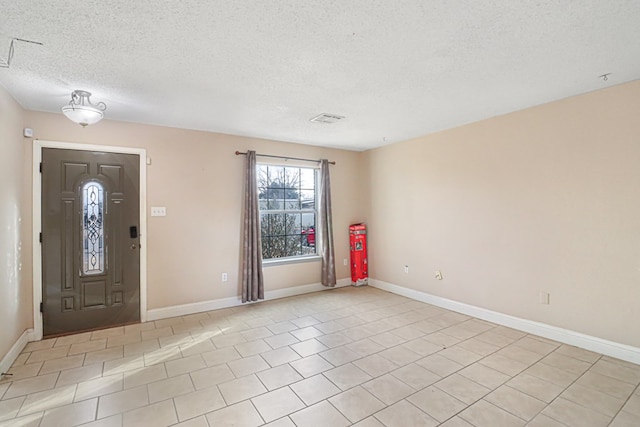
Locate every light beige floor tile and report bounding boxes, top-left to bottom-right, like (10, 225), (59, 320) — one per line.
(590, 359), (640, 384)
(206, 400), (264, 426)
(164, 354), (206, 377)
(91, 327), (125, 340)
(454, 338), (500, 357)
(227, 354), (270, 377)
(211, 332), (247, 349)
(391, 363), (440, 389)
(201, 346), (242, 366)
(124, 322), (156, 335)
(97, 385), (149, 419)
(251, 386), (305, 422)
(143, 346), (182, 366)
(173, 385), (225, 421)
(352, 416), (386, 427)
(512, 337), (558, 355)
(623, 393), (640, 416)
(329, 386), (386, 423)
(179, 339), (215, 357)
(189, 364), (235, 389)
(440, 346), (484, 366)
(257, 365), (303, 390)
(103, 356), (145, 376)
(147, 373), (194, 404)
(141, 326), (173, 341)
(122, 399), (177, 427)
(478, 353), (528, 376)
(56, 363), (104, 387)
(416, 353), (463, 377)
(0, 412), (43, 427)
(316, 332), (352, 348)
(123, 339), (160, 357)
(291, 338), (329, 357)
(361, 373), (413, 405)
(75, 374), (124, 401)
(506, 373), (564, 403)
(407, 385), (467, 422)
(172, 321), (204, 335)
(5, 362), (43, 381)
(53, 332), (93, 348)
(441, 325), (481, 341)
(84, 347), (124, 366)
(459, 399), (525, 427)
(378, 345), (421, 366)
(439, 416), (475, 427)
(39, 397), (97, 427)
(289, 354), (334, 378)
(290, 400), (350, 427)
(496, 345), (543, 365)
(524, 362), (581, 388)
(319, 346), (360, 366)
(10, 353), (30, 368)
(290, 326), (323, 341)
(575, 371), (636, 399)
(290, 374), (341, 405)
(172, 415), (208, 427)
(267, 321), (298, 335)
(3, 372), (58, 399)
(0, 396), (25, 421)
(25, 346), (70, 364)
(526, 413), (566, 427)
(554, 344), (601, 363)
(353, 354), (399, 378)
(540, 352), (592, 375)
(23, 339), (56, 353)
(459, 363), (511, 389)
(69, 339), (107, 356)
(400, 338), (442, 357)
(561, 382), (626, 417)
(346, 339), (386, 357)
(264, 332), (300, 349)
(485, 385), (546, 421)
(158, 332), (193, 349)
(261, 347), (301, 367)
(422, 332), (461, 348)
(218, 374), (267, 404)
(542, 397), (612, 427)
(106, 334), (141, 349)
(374, 399), (438, 427)
(391, 325), (426, 341)
(323, 363), (372, 390)
(610, 411), (640, 427)
(435, 373), (490, 405)
(122, 364), (167, 389)
(234, 339), (272, 357)
(39, 354), (85, 375)
(368, 331), (405, 348)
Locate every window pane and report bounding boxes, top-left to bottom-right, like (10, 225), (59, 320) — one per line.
(286, 235), (302, 256)
(300, 168), (315, 190)
(82, 181), (105, 275)
(300, 190), (315, 210)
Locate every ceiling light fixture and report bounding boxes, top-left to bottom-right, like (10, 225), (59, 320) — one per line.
(61, 90), (107, 127)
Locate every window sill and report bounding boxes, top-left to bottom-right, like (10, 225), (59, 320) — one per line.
(263, 255), (322, 267)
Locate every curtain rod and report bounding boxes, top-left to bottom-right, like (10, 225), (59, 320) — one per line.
(235, 151), (335, 165)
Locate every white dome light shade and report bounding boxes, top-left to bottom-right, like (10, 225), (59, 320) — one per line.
(61, 90), (107, 127)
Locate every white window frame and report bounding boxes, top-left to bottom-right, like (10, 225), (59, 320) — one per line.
(257, 163), (321, 266)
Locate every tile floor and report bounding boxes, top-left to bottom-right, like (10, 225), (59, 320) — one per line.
(1, 286), (639, 426)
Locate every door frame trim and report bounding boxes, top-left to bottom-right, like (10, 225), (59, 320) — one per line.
(33, 140), (148, 340)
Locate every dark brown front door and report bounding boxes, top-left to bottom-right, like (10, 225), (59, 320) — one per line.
(42, 148), (140, 337)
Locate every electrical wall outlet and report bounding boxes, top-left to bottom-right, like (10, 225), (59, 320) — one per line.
(343, 258), (348, 266)
(435, 270), (443, 280)
(222, 273), (228, 282)
(539, 292), (550, 304)
(404, 265), (409, 273)
(150, 207), (166, 216)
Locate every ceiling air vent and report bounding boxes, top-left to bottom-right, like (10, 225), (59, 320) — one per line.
(309, 113), (345, 124)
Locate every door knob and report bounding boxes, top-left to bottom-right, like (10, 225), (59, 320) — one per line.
(130, 244), (137, 250)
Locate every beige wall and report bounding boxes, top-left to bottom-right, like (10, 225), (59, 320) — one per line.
(24, 112), (366, 311)
(364, 80), (640, 347)
(0, 85), (31, 359)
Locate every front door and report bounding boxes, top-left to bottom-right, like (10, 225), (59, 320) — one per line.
(41, 148), (141, 337)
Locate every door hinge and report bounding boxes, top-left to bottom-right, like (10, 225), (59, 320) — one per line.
(39, 232), (42, 243)
(40, 302), (43, 313)
(39, 162), (42, 173)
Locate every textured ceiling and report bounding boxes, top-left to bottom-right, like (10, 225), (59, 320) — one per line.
(1, 1), (639, 151)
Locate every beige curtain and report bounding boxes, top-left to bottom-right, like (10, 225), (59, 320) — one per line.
(319, 159), (336, 286)
(241, 151), (264, 302)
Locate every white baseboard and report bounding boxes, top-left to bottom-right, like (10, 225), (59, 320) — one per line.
(1, 329), (35, 376)
(147, 278), (351, 322)
(369, 279), (640, 365)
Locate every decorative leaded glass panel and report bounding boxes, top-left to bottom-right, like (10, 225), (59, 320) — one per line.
(82, 181), (105, 275)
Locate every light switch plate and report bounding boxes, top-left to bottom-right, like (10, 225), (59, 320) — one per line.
(151, 207), (166, 217)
